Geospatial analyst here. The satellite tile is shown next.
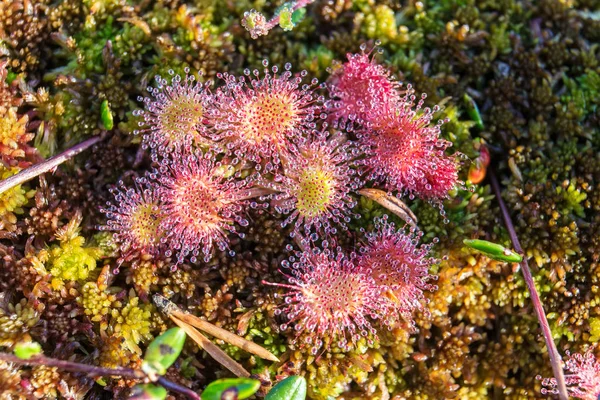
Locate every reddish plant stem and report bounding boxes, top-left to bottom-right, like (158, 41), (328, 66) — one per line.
(0, 135), (103, 195)
(0, 353), (145, 379)
(0, 353), (199, 400)
(489, 169), (568, 400)
(158, 377), (201, 400)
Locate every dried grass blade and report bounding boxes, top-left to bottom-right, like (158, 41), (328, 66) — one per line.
(171, 308), (279, 362)
(358, 188), (418, 228)
(170, 315), (250, 378)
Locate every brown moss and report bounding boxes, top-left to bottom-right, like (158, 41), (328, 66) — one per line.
(0, 0), (50, 73)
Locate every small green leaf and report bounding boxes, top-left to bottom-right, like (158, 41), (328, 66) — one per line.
(265, 376), (307, 400)
(463, 239), (523, 263)
(463, 94), (484, 130)
(201, 378), (261, 400)
(291, 8), (306, 24)
(277, 5), (295, 31)
(100, 99), (114, 130)
(129, 384), (168, 400)
(6, 70), (17, 84)
(14, 341), (42, 359)
(142, 327), (186, 377)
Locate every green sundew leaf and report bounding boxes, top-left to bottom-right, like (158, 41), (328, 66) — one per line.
(242, 10), (264, 31)
(129, 384), (168, 400)
(463, 239), (523, 263)
(291, 8), (306, 24)
(100, 99), (114, 130)
(14, 341), (42, 359)
(463, 94), (484, 130)
(201, 378), (261, 400)
(142, 327), (186, 377)
(278, 5), (295, 31)
(265, 376), (307, 400)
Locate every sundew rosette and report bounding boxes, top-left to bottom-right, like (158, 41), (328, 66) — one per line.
(205, 60), (324, 171)
(133, 68), (212, 157)
(358, 90), (460, 202)
(100, 178), (166, 261)
(266, 248), (396, 354)
(326, 47), (460, 202)
(154, 150), (259, 264)
(540, 351), (600, 400)
(356, 215), (438, 327)
(263, 130), (361, 237)
(326, 43), (401, 125)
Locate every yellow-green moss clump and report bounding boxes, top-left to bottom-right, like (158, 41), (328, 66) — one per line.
(109, 296), (153, 354)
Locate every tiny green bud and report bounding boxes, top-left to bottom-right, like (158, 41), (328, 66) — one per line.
(201, 378), (261, 400)
(265, 376), (307, 400)
(100, 99), (114, 130)
(214, 164), (236, 179)
(142, 327), (186, 378)
(129, 384), (168, 400)
(14, 341), (42, 360)
(463, 239), (523, 263)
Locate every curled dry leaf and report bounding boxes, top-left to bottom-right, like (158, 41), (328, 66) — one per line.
(358, 188), (417, 228)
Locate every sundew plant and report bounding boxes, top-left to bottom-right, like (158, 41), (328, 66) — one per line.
(0, 0), (599, 399)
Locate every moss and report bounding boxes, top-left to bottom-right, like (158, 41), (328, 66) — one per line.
(0, 109), (34, 167)
(29, 365), (61, 399)
(0, 167), (34, 218)
(0, 299), (40, 347)
(46, 215), (103, 283)
(109, 296), (153, 355)
(359, 5), (398, 44)
(79, 281), (120, 324)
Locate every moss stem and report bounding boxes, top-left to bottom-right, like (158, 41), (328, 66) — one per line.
(0, 352), (146, 378)
(489, 168), (568, 400)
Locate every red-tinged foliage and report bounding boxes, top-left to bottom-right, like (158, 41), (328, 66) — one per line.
(263, 130), (360, 236)
(134, 68), (211, 157)
(358, 91), (460, 201)
(541, 351), (600, 400)
(101, 178), (165, 260)
(155, 151), (254, 264)
(205, 61), (323, 171)
(356, 216), (438, 327)
(268, 249), (394, 353)
(326, 44), (400, 126)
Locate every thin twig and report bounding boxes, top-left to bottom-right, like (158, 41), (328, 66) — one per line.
(489, 169), (568, 400)
(158, 377), (201, 400)
(0, 352), (201, 400)
(0, 135), (103, 195)
(0, 353), (145, 379)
